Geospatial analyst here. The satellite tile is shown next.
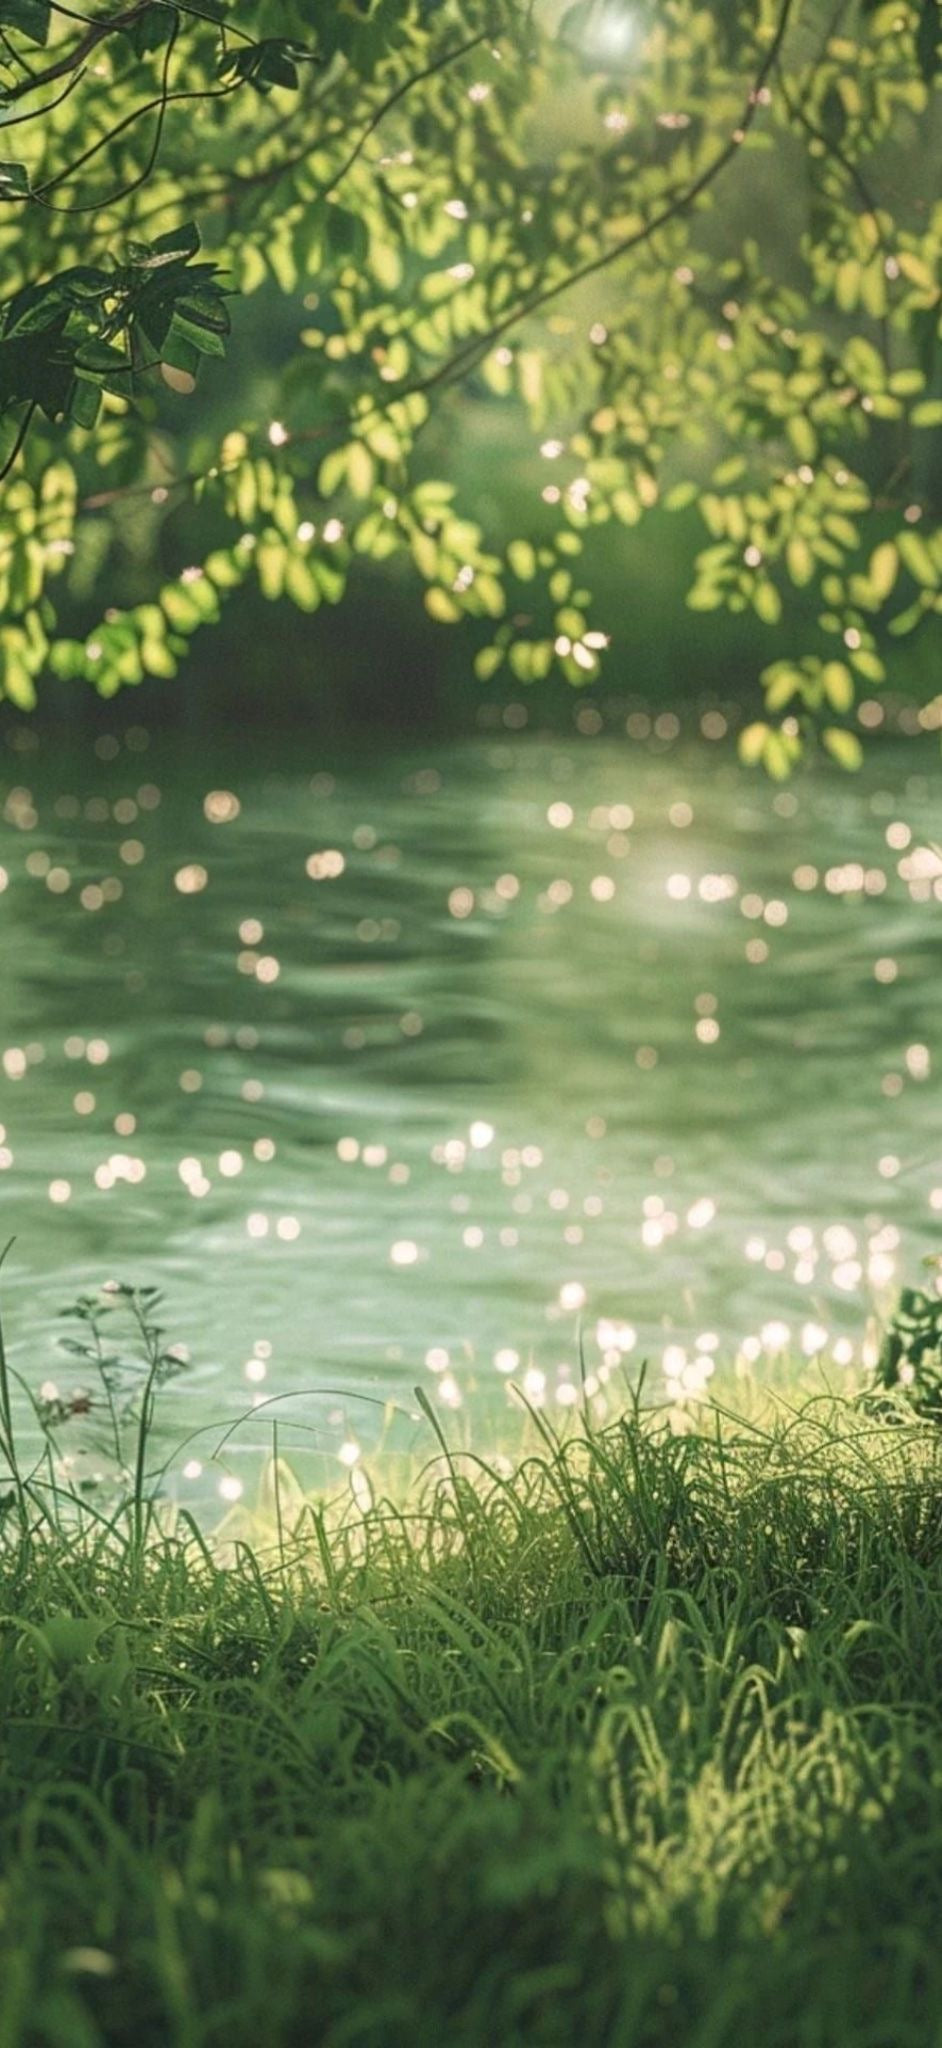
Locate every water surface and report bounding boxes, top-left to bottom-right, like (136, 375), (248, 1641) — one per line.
(1, 720), (939, 1502)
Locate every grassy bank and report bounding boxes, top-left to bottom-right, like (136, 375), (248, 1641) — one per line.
(1, 1379), (942, 2047)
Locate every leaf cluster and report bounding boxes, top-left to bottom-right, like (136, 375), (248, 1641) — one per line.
(0, 0), (939, 767)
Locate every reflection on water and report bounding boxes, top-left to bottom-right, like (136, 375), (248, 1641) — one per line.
(0, 717), (940, 1503)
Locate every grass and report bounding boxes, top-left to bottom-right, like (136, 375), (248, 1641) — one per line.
(1, 1333), (942, 2048)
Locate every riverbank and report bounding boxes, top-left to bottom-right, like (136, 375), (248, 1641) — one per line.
(1, 1383), (940, 2047)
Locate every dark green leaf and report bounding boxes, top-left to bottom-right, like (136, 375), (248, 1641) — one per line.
(0, 160), (30, 197)
(0, 0), (50, 47)
(122, 3), (176, 56)
(218, 39), (304, 94)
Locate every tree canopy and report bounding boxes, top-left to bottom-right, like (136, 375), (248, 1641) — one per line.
(1, 0), (940, 769)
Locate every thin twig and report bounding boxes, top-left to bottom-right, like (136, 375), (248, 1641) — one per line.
(0, 402), (37, 485)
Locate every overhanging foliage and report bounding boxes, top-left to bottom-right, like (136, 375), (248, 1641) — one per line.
(0, 0), (940, 766)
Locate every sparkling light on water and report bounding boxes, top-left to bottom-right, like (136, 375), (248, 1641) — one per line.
(1, 718), (939, 1492)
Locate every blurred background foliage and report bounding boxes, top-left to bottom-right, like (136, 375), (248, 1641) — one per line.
(0, 0), (940, 758)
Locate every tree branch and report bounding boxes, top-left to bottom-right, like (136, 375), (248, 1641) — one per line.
(0, 65), (88, 130)
(6, 3), (147, 102)
(406, 0), (799, 405)
(0, 403), (36, 486)
(0, 0), (796, 533)
(248, 27), (492, 198)
(28, 47), (246, 215)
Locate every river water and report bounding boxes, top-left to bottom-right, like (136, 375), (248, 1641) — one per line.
(0, 717), (939, 1505)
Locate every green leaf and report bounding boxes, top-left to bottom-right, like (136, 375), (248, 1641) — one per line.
(508, 640), (536, 682)
(1, 0), (50, 45)
(664, 481), (698, 510)
(171, 313), (226, 359)
(762, 731), (796, 780)
(0, 160), (30, 197)
(867, 542), (898, 601)
(888, 368), (924, 397)
(425, 587), (461, 623)
(256, 540), (285, 599)
(204, 549), (244, 590)
(67, 378), (102, 429)
(834, 260), (861, 312)
(739, 721), (769, 765)
(848, 647), (885, 684)
(73, 340), (128, 376)
(898, 530), (939, 588)
(345, 442), (374, 498)
(161, 582), (209, 632)
(712, 458), (747, 487)
(821, 661), (854, 713)
(160, 328), (200, 377)
(844, 337), (885, 392)
(325, 205), (368, 264)
(785, 537), (814, 586)
(123, 4), (177, 57)
(822, 727), (863, 771)
(507, 540), (536, 580)
(764, 666), (802, 712)
(474, 646), (504, 683)
(612, 490), (640, 526)
(363, 420), (400, 463)
(218, 38), (304, 94)
(318, 446), (349, 497)
(887, 596), (931, 637)
(786, 417), (817, 462)
(474, 575), (504, 620)
(128, 222), (200, 270)
(753, 580), (782, 625)
(410, 530), (439, 579)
